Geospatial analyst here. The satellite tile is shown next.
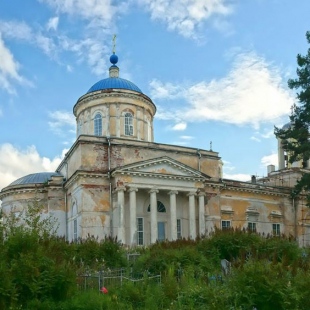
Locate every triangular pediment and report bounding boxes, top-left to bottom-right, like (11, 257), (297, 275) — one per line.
(112, 156), (211, 180)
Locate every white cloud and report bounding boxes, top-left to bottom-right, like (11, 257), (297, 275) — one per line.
(139, 0), (233, 38)
(251, 128), (275, 142)
(150, 79), (183, 100)
(260, 129), (274, 139)
(48, 110), (76, 135)
(59, 36), (110, 75)
(211, 17), (234, 36)
(222, 160), (253, 181)
(66, 64), (73, 72)
(172, 122), (187, 131)
(46, 16), (59, 31)
(150, 52), (293, 128)
(261, 153), (278, 168)
(0, 144), (66, 191)
(154, 105), (177, 120)
(223, 173), (251, 182)
(0, 34), (30, 94)
(39, 0), (127, 28)
(0, 20), (57, 59)
(250, 136), (261, 142)
(0, 19), (109, 76)
(36, 33), (57, 56)
(180, 135), (194, 140)
(0, 21), (33, 41)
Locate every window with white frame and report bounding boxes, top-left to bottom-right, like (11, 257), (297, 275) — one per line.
(248, 222), (256, 232)
(94, 113), (102, 136)
(272, 223), (280, 236)
(221, 220), (231, 230)
(137, 218), (144, 245)
(124, 112), (133, 136)
(177, 219), (182, 239)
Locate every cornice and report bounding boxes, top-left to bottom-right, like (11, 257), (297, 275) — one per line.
(0, 185), (63, 199)
(222, 183), (291, 197)
(64, 170), (108, 189)
(113, 170), (205, 182)
(73, 91), (156, 116)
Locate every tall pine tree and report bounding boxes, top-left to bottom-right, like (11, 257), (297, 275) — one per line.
(275, 31), (310, 203)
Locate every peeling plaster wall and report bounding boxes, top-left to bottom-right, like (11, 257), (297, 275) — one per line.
(1, 187), (66, 236)
(66, 175), (111, 240)
(59, 137), (221, 181)
(204, 186), (300, 238)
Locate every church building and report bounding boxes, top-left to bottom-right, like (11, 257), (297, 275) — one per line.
(1, 53), (310, 247)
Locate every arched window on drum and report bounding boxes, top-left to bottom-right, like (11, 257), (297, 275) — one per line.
(94, 113), (102, 136)
(124, 112), (133, 136)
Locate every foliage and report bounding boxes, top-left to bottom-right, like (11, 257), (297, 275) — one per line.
(2, 209), (310, 309)
(275, 31), (310, 201)
(73, 236), (127, 271)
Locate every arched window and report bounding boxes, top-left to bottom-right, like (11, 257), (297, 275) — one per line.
(147, 201), (166, 213)
(94, 113), (102, 136)
(124, 112), (133, 136)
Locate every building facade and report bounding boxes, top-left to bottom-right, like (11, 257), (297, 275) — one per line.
(1, 53), (310, 246)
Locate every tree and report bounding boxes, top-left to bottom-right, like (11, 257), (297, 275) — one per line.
(275, 31), (310, 202)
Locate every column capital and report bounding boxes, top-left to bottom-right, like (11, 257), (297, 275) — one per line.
(115, 186), (126, 192)
(187, 191), (197, 197)
(128, 186), (138, 192)
(168, 190), (178, 195)
(149, 188), (159, 194)
(198, 191), (206, 197)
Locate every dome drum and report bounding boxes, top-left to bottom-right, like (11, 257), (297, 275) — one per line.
(74, 54), (156, 142)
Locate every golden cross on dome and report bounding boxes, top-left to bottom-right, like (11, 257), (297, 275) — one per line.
(112, 34), (116, 54)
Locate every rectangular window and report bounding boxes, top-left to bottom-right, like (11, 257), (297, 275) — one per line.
(177, 219), (182, 239)
(137, 218), (144, 245)
(272, 223), (280, 236)
(221, 220), (231, 230)
(73, 219), (78, 241)
(248, 222), (256, 232)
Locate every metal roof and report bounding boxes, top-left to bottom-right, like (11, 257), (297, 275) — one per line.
(87, 77), (142, 94)
(9, 172), (63, 186)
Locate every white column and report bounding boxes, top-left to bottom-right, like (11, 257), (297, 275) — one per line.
(198, 191), (206, 236)
(168, 190), (178, 241)
(187, 191), (196, 239)
(129, 187), (138, 246)
(116, 186), (126, 244)
(149, 188), (158, 244)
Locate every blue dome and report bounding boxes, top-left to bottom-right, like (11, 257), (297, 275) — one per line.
(87, 77), (142, 94)
(9, 172), (63, 187)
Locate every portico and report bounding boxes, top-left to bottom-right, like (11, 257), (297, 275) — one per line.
(111, 156), (208, 245)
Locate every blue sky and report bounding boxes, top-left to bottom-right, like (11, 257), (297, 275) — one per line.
(0, 0), (309, 190)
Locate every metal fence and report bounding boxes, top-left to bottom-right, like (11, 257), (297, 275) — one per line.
(76, 268), (161, 291)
